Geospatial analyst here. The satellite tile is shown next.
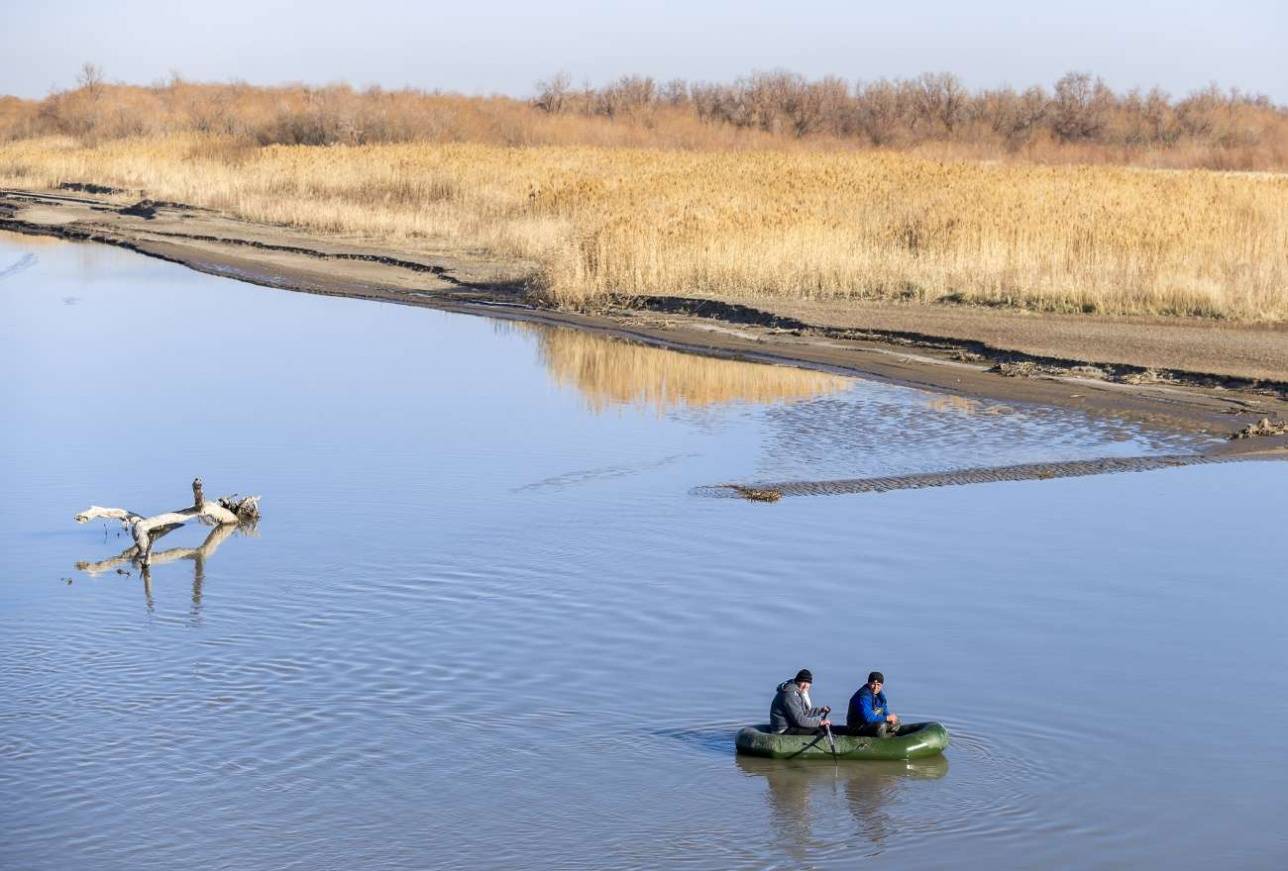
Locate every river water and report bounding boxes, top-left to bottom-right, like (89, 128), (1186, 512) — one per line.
(2, 231), (1285, 869)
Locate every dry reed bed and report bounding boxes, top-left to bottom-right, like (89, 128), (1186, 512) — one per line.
(2, 135), (1285, 320)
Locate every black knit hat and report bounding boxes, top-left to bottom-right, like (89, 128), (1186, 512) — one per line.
(794, 669), (814, 684)
(868, 671), (885, 684)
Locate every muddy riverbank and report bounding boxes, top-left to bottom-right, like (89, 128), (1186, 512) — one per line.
(3, 185), (1286, 451)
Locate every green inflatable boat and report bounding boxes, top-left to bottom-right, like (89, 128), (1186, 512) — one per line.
(735, 722), (949, 760)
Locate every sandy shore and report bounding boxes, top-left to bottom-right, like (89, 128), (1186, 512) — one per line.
(3, 185), (1286, 455)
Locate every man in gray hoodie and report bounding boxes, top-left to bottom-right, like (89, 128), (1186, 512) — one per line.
(769, 669), (833, 734)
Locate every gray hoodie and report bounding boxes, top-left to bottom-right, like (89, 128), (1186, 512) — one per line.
(769, 680), (826, 733)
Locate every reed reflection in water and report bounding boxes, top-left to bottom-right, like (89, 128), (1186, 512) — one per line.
(517, 323), (849, 413)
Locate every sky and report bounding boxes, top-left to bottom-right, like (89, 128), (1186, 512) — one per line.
(4, 0), (1286, 102)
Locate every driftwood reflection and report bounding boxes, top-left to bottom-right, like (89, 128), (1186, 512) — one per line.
(76, 520), (256, 615)
(735, 754), (947, 854)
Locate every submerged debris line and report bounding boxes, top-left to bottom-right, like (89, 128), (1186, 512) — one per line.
(1231, 417), (1288, 440)
(728, 485), (783, 502)
(698, 454), (1252, 500)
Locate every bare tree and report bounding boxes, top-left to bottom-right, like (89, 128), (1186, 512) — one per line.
(982, 86), (1047, 148)
(77, 62), (105, 100)
(1052, 72), (1114, 141)
(855, 79), (904, 145)
(534, 72), (572, 114)
(913, 72), (968, 135)
(594, 75), (657, 117)
(661, 79), (689, 106)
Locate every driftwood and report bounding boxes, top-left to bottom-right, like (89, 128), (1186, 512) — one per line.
(75, 478), (260, 566)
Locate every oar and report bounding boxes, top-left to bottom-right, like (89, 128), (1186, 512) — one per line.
(784, 731), (828, 760)
(822, 707), (837, 759)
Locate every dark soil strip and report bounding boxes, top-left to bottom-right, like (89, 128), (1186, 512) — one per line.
(695, 453), (1270, 499)
(127, 226), (526, 295)
(58, 181), (126, 195)
(636, 295), (1288, 400)
(135, 228), (459, 276)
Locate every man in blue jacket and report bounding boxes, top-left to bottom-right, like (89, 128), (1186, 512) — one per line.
(847, 671), (900, 737)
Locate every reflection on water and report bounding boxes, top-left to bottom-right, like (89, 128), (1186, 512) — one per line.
(511, 321), (1208, 486)
(517, 323), (850, 413)
(737, 755), (949, 856)
(756, 387), (1204, 483)
(926, 395), (1011, 416)
(74, 521), (254, 617)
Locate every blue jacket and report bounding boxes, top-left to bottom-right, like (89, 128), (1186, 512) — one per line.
(847, 685), (889, 728)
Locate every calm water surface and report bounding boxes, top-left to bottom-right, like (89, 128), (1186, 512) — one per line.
(2, 232), (1285, 869)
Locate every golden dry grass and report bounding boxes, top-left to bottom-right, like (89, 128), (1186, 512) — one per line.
(2, 134), (1286, 320)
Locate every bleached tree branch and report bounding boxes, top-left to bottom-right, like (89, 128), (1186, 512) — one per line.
(75, 478), (259, 565)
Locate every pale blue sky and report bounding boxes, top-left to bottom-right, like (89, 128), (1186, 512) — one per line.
(5, 1), (1286, 101)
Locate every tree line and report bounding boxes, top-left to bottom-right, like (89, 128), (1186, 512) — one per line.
(536, 70), (1280, 152)
(1, 65), (1283, 170)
